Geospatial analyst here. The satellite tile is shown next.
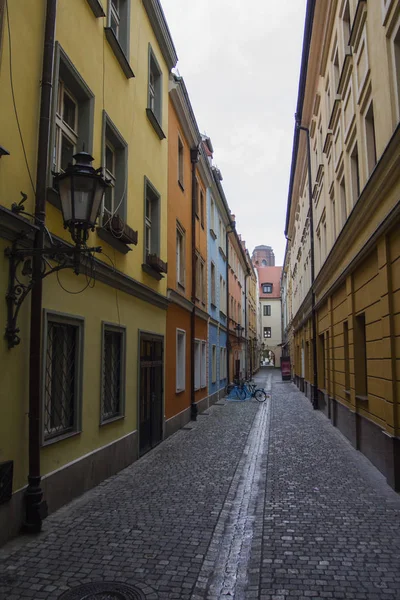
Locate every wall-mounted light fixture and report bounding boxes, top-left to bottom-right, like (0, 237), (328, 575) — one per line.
(5, 152), (107, 348)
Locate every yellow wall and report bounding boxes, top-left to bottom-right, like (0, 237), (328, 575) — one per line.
(0, 0), (171, 492)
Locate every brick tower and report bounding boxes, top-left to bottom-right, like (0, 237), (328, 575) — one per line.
(251, 245), (275, 267)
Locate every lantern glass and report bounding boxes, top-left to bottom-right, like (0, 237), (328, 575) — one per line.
(58, 176), (72, 224)
(72, 174), (95, 222)
(89, 180), (107, 226)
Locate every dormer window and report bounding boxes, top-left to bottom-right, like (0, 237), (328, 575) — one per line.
(262, 283), (272, 294)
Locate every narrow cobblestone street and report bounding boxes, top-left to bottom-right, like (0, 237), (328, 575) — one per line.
(1, 368), (399, 600)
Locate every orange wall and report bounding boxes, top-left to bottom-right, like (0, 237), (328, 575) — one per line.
(167, 98), (192, 299)
(165, 303), (191, 419)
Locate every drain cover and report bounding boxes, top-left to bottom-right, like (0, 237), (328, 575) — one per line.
(59, 582), (146, 600)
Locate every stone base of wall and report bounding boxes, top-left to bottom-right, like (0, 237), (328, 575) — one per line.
(0, 430), (138, 547)
(208, 390), (220, 407)
(165, 406), (191, 439)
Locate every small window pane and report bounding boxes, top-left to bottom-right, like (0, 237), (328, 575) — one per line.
(63, 93), (76, 131)
(60, 134), (74, 172)
(102, 329), (123, 421)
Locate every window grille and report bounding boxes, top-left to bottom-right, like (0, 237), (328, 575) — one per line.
(102, 328), (123, 420)
(44, 321), (78, 439)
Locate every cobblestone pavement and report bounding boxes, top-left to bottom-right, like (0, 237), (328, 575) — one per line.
(0, 369), (399, 600)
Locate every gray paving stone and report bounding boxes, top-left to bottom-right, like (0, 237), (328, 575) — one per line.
(0, 370), (399, 600)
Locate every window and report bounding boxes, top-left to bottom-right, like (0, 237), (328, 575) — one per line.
(344, 321), (350, 393)
(342, 1), (351, 47)
(354, 313), (368, 399)
(211, 262), (216, 305)
(51, 44), (94, 186)
(220, 276), (226, 314)
(54, 82), (78, 173)
(318, 333), (326, 389)
(105, 0), (133, 78)
(176, 223), (185, 287)
(200, 261), (205, 303)
(365, 102), (377, 176)
(43, 312), (83, 441)
(101, 324), (126, 423)
(350, 143), (360, 205)
(262, 283), (272, 294)
(330, 190), (337, 242)
(195, 179), (199, 216)
(263, 327), (271, 338)
(178, 136), (184, 187)
(220, 347), (226, 380)
(340, 175), (347, 227)
(212, 345), (217, 383)
(263, 305), (271, 316)
(194, 340), (201, 390)
(148, 46), (162, 125)
(333, 47), (340, 93)
(176, 330), (186, 392)
(210, 196), (215, 232)
(201, 341), (207, 388)
(144, 178), (160, 259)
(200, 190), (205, 227)
(102, 112), (128, 223)
(196, 254), (205, 301)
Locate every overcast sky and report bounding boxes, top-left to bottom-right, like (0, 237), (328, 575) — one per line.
(161, 0), (307, 266)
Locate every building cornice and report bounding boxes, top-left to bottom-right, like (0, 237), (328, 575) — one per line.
(143, 0), (178, 71)
(169, 75), (201, 148)
(195, 306), (210, 322)
(0, 207), (169, 311)
(167, 288), (193, 312)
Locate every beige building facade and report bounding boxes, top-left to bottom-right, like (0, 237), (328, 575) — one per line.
(283, 0), (400, 490)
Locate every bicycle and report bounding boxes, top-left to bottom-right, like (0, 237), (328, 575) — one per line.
(226, 379), (267, 402)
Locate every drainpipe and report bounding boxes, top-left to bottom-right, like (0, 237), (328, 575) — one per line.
(296, 117), (318, 410)
(226, 228), (230, 384)
(190, 147), (199, 420)
(24, 0), (57, 532)
(244, 272), (248, 379)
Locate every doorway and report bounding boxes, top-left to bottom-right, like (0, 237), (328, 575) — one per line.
(139, 333), (164, 456)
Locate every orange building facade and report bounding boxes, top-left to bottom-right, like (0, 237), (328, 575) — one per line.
(165, 75), (210, 437)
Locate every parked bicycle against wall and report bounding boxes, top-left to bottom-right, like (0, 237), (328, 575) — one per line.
(226, 378), (268, 402)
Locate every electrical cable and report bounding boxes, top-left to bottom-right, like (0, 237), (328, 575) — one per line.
(5, 0), (36, 196)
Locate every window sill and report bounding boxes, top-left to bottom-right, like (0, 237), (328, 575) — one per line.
(104, 27), (135, 79)
(86, 0), (105, 17)
(146, 108), (166, 140)
(100, 414), (125, 426)
(177, 281), (185, 291)
(142, 263), (163, 280)
(355, 395), (368, 402)
(211, 302), (217, 308)
(218, 246), (227, 261)
(210, 228), (217, 240)
(42, 429), (81, 447)
(176, 388), (185, 394)
(201, 223), (205, 230)
(97, 226), (132, 254)
(343, 389), (351, 396)
(178, 180), (184, 192)
(220, 310), (227, 318)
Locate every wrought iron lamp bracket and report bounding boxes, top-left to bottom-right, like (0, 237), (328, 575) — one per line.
(5, 237), (101, 349)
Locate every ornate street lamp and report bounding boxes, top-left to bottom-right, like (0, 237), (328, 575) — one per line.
(5, 152), (107, 348)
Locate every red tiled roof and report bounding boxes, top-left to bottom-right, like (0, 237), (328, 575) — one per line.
(257, 266), (282, 299)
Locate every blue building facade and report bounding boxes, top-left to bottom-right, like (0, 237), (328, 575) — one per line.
(204, 137), (231, 403)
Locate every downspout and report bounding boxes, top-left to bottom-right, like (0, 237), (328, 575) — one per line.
(225, 228), (230, 384)
(25, 0), (57, 532)
(190, 147), (199, 420)
(296, 120), (318, 410)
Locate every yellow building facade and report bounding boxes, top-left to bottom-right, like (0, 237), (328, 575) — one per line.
(0, 0), (177, 542)
(284, 0), (400, 490)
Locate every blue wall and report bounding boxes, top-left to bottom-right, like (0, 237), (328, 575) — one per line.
(207, 188), (227, 396)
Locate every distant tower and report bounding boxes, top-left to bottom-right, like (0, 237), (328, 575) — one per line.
(251, 245), (275, 267)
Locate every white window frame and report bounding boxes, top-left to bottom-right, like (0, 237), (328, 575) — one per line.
(201, 341), (207, 389)
(176, 329), (186, 392)
(212, 345), (217, 383)
(194, 339), (201, 391)
(210, 262), (216, 306)
(54, 82), (78, 173)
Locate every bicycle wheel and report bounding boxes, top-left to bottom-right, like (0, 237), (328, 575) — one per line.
(254, 389), (266, 402)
